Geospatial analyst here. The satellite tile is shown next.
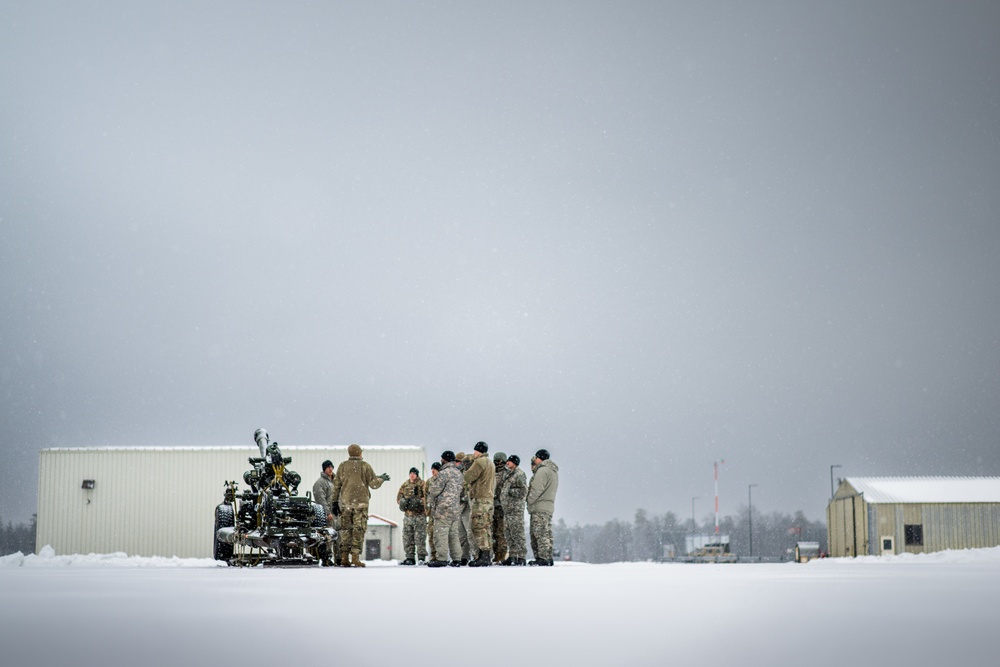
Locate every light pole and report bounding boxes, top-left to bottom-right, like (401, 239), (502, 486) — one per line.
(691, 496), (699, 532)
(748, 484), (758, 559)
(714, 458), (725, 541)
(830, 464), (842, 499)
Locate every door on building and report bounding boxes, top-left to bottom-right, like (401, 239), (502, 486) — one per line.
(365, 539), (381, 561)
(880, 536), (894, 556)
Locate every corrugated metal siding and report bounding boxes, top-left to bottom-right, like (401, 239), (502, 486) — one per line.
(37, 446), (428, 559)
(827, 494), (865, 557)
(878, 505), (897, 554)
(867, 504), (878, 555)
(923, 503), (1000, 552)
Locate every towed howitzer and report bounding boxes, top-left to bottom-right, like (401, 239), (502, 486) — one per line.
(213, 428), (336, 566)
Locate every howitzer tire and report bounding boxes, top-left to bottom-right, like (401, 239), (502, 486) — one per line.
(312, 502), (326, 528)
(214, 504), (235, 562)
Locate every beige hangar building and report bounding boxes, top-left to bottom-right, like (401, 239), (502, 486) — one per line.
(827, 476), (1000, 557)
(36, 443), (429, 561)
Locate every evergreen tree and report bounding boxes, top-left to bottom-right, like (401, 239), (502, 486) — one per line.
(0, 514), (37, 556)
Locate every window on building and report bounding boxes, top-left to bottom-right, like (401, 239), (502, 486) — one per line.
(904, 524), (923, 546)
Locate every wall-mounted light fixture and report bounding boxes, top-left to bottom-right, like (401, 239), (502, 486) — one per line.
(82, 480), (95, 490)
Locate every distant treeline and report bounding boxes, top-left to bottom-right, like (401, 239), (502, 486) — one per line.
(553, 507), (827, 562)
(0, 515), (36, 556)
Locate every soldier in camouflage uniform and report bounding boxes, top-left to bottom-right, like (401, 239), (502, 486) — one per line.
(500, 454), (528, 565)
(331, 444), (390, 567)
(456, 452), (472, 564)
(464, 441), (496, 567)
(526, 448), (559, 566)
(311, 460), (337, 566)
(425, 462), (441, 562)
(492, 451), (509, 564)
(396, 467), (427, 565)
(425, 451), (464, 567)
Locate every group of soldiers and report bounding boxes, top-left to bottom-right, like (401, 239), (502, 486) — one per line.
(311, 441), (560, 568)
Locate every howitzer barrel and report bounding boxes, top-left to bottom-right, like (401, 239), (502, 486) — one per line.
(254, 428), (269, 458)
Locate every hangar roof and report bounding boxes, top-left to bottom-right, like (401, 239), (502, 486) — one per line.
(845, 477), (1000, 504)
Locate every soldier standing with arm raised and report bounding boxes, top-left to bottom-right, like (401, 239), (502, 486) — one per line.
(331, 444), (389, 568)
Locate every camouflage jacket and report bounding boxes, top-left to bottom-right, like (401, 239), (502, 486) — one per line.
(424, 477), (433, 507)
(458, 458), (472, 506)
(396, 478), (426, 516)
(527, 460), (559, 514)
(332, 456), (385, 508)
(463, 454), (496, 501)
(312, 471), (336, 515)
(500, 466), (528, 512)
(426, 462), (463, 521)
(494, 465), (511, 508)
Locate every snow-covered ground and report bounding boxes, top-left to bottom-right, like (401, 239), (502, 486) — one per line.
(3, 546), (998, 666)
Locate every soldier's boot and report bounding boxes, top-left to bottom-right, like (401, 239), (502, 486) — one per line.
(513, 557), (527, 566)
(493, 552), (507, 564)
(339, 552), (351, 567)
(350, 552), (365, 567)
(469, 550), (492, 567)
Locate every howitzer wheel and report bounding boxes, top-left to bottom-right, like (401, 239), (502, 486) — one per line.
(214, 504), (235, 562)
(312, 502), (326, 528)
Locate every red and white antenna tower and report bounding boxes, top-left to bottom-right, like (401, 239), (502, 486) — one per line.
(714, 458), (726, 539)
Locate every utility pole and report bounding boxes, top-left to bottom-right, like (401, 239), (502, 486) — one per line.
(748, 483), (758, 559)
(691, 496), (699, 532)
(830, 464), (842, 499)
(714, 459), (725, 541)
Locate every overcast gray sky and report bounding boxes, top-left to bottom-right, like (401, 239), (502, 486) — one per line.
(2, 1), (998, 528)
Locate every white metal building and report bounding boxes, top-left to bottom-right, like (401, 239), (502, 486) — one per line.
(827, 476), (1000, 557)
(36, 444), (428, 560)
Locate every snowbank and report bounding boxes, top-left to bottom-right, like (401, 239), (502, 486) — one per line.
(0, 544), (223, 568)
(807, 545), (1000, 565)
